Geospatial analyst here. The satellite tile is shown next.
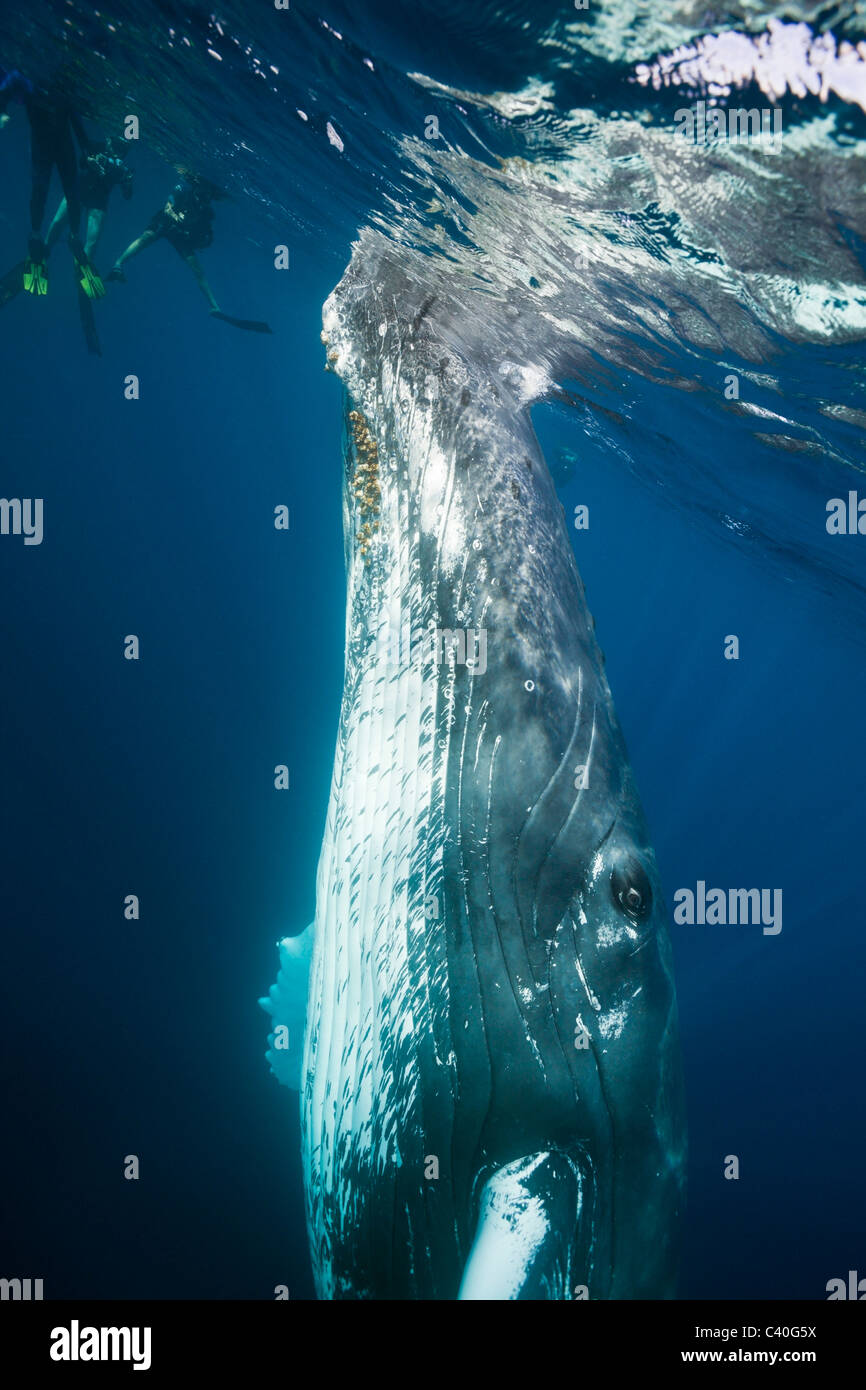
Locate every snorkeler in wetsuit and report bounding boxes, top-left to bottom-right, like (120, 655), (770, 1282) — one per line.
(0, 66), (104, 298)
(107, 167), (271, 332)
(107, 169), (223, 308)
(46, 135), (133, 259)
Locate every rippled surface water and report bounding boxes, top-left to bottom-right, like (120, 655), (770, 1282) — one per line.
(1, 1), (864, 626)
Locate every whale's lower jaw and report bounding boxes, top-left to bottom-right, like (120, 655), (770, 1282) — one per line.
(297, 234), (686, 1300)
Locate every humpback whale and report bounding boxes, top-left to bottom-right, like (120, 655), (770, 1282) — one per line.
(262, 231), (687, 1300)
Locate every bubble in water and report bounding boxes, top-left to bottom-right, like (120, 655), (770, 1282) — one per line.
(473, 539), (481, 551)
(525, 680), (535, 692)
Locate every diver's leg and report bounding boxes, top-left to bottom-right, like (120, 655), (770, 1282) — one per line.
(258, 922), (314, 1091)
(24, 119), (53, 290)
(55, 125), (81, 238)
(180, 251), (220, 312)
(458, 1150), (588, 1300)
(44, 198), (68, 253)
(84, 208), (103, 259)
(28, 131), (52, 235)
(108, 228), (157, 280)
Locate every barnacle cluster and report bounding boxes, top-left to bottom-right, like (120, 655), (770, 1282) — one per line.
(348, 409), (381, 562)
(321, 328), (338, 371)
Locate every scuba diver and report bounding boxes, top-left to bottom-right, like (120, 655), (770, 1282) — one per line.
(45, 135), (133, 260)
(107, 167), (271, 333)
(0, 66), (104, 302)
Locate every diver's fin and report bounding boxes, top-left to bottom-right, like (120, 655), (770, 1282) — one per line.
(211, 310), (272, 334)
(258, 922), (314, 1090)
(0, 261), (25, 310)
(71, 241), (105, 299)
(22, 239), (48, 296)
(458, 1150), (588, 1300)
(77, 284), (102, 356)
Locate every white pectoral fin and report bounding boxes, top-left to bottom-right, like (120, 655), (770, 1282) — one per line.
(458, 1151), (585, 1301)
(258, 922), (314, 1090)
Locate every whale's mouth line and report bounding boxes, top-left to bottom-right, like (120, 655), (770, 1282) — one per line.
(595, 815), (618, 859)
(573, 814), (619, 907)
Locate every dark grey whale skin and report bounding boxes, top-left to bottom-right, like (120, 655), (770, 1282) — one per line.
(302, 235), (687, 1300)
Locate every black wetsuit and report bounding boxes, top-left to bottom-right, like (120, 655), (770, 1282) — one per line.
(0, 70), (89, 236)
(148, 181), (215, 254)
(80, 148), (132, 211)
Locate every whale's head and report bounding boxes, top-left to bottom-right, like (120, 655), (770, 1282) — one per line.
(557, 785), (685, 1298)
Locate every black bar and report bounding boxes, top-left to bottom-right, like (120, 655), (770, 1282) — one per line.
(0, 1300), (859, 1377)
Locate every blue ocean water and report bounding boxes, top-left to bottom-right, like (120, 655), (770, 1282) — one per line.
(0, 1), (863, 1299)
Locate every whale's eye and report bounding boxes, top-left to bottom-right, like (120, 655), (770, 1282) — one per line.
(610, 857), (652, 921)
